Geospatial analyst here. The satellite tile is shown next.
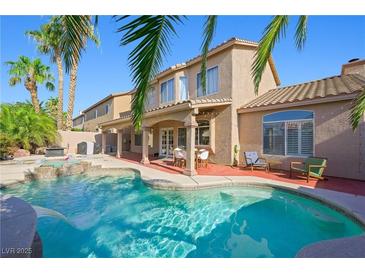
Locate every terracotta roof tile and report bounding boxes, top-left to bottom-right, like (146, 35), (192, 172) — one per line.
(241, 74), (365, 109)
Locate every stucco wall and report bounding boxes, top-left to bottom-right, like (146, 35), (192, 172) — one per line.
(56, 130), (101, 154)
(83, 98), (114, 131)
(112, 95), (132, 119)
(238, 101), (365, 180)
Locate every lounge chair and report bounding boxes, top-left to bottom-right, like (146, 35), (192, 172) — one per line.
(243, 151), (269, 172)
(290, 157), (327, 183)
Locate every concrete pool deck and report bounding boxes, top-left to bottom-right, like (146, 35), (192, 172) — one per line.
(1, 154), (365, 258)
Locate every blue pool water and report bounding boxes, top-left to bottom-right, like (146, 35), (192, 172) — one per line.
(2, 175), (363, 258)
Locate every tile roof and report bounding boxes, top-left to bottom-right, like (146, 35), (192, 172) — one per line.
(145, 97), (232, 113)
(241, 74), (365, 110)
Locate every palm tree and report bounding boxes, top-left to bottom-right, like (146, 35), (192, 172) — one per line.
(5, 56), (55, 113)
(51, 16), (99, 130)
(26, 18), (65, 129)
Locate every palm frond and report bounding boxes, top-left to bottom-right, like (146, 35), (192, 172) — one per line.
(116, 16), (184, 129)
(350, 88), (365, 130)
(251, 15), (289, 94)
(46, 82), (55, 91)
(57, 16), (95, 73)
(200, 16), (217, 95)
(9, 77), (21, 86)
(295, 16), (308, 50)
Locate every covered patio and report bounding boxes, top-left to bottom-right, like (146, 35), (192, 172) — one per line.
(99, 98), (232, 176)
(116, 151), (365, 196)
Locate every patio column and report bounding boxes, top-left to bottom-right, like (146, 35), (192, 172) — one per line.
(140, 127), (151, 164)
(101, 131), (107, 154)
(183, 112), (198, 176)
(117, 129), (123, 158)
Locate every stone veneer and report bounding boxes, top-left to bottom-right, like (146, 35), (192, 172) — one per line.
(24, 161), (102, 181)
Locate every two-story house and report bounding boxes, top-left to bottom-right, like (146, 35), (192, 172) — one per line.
(98, 38), (279, 175)
(77, 38), (365, 180)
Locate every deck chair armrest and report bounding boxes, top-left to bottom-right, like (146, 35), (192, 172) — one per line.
(290, 161), (304, 168)
(308, 164), (327, 169)
(257, 157), (267, 162)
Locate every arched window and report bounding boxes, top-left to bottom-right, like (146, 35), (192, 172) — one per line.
(263, 110), (314, 156)
(195, 120), (210, 145)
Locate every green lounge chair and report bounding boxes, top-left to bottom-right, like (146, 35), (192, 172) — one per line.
(290, 157), (327, 182)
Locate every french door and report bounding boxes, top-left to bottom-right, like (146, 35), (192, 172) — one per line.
(160, 128), (174, 157)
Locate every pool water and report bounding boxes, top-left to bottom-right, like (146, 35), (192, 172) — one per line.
(2, 175), (363, 258)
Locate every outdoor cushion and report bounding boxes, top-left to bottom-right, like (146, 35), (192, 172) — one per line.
(244, 151), (259, 165)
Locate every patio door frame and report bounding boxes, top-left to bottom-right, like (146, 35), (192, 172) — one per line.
(159, 127), (174, 157)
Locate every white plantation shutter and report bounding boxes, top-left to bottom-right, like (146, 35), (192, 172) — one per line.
(263, 111), (314, 156)
(287, 122), (299, 155)
(301, 121), (313, 155)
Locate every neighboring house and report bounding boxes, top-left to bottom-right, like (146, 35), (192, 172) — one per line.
(72, 113), (85, 130)
(79, 37), (364, 180)
(72, 92), (132, 132)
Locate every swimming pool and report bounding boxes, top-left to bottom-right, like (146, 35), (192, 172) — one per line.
(2, 174), (363, 258)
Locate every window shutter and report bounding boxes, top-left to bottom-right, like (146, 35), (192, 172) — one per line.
(301, 121), (313, 155)
(287, 122), (299, 155)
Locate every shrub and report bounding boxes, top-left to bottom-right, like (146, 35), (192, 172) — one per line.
(0, 103), (57, 154)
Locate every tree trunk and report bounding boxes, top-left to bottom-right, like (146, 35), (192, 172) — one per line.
(65, 61), (78, 130)
(25, 80), (40, 113)
(55, 52), (64, 130)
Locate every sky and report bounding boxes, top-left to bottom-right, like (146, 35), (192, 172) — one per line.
(1, 16), (364, 117)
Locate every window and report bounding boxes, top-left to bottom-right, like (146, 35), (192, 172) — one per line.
(160, 79), (175, 103)
(179, 76), (188, 100)
(104, 104), (110, 115)
(134, 133), (142, 146)
(197, 66), (219, 97)
(85, 110), (97, 121)
(146, 87), (157, 108)
(263, 111), (314, 156)
(195, 120), (210, 145)
(178, 128), (187, 148)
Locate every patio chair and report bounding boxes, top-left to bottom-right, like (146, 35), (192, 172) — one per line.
(243, 151), (269, 172)
(290, 157), (327, 183)
(197, 150), (209, 168)
(173, 148), (186, 168)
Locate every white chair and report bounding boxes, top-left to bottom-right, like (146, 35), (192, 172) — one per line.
(243, 151), (269, 172)
(197, 150), (209, 168)
(173, 148), (186, 167)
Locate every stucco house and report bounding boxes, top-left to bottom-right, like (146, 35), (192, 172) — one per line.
(73, 91), (132, 132)
(73, 38), (365, 180)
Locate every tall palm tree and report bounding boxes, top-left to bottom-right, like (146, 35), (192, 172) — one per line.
(5, 56), (55, 113)
(26, 18), (65, 129)
(53, 16), (99, 130)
